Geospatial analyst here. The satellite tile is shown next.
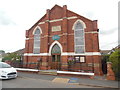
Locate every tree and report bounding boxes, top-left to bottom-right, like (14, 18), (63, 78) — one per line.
(0, 50), (5, 54)
(2, 53), (21, 62)
(109, 49), (120, 80)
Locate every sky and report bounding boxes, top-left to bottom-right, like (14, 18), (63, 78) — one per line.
(0, 0), (119, 53)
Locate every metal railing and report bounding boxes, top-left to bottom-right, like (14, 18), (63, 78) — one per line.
(9, 61), (94, 73)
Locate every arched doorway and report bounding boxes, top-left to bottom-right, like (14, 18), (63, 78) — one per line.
(51, 44), (61, 70)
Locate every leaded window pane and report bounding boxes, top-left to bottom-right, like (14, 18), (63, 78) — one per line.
(75, 37), (84, 45)
(74, 21), (85, 54)
(75, 30), (84, 37)
(34, 41), (40, 47)
(34, 35), (40, 40)
(51, 44), (61, 54)
(75, 46), (84, 53)
(75, 21), (83, 30)
(33, 48), (40, 54)
(33, 28), (41, 54)
(34, 28), (40, 34)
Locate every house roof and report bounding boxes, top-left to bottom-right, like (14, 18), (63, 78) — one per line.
(100, 44), (120, 55)
(100, 50), (111, 55)
(13, 48), (25, 55)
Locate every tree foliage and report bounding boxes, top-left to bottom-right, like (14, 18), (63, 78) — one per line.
(101, 54), (110, 62)
(2, 53), (21, 62)
(109, 49), (120, 78)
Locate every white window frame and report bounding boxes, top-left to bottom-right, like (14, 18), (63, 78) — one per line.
(33, 26), (42, 54)
(73, 20), (86, 54)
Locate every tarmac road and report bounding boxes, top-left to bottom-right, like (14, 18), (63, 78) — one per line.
(1, 73), (100, 88)
(2, 76), (97, 88)
(1, 72), (118, 89)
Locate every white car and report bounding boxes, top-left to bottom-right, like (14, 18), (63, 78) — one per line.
(0, 62), (17, 79)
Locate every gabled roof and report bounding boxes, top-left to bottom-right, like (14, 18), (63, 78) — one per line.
(29, 4), (93, 30)
(51, 4), (63, 11)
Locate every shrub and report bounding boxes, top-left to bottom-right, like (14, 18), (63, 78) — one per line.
(109, 49), (120, 80)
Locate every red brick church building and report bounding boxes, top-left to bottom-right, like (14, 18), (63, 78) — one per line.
(24, 5), (103, 75)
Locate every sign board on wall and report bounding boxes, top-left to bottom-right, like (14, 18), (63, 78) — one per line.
(52, 26), (61, 32)
(52, 35), (60, 40)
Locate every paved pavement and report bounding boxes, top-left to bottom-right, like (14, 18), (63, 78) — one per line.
(17, 72), (119, 88)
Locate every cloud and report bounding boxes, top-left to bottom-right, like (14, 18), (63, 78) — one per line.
(0, 10), (16, 25)
(0, 0), (118, 52)
(100, 40), (118, 50)
(83, 12), (95, 20)
(0, 25), (25, 53)
(99, 27), (118, 35)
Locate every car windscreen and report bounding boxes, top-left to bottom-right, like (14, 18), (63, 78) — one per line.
(0, 63), (11, 68)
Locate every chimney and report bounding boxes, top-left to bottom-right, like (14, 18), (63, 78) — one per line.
(46, 9), (50, 20)
(63, 5), (67, 10)
(26, 30), (29, 38)
(63, 5), (67, 17)
(93, 20), (98, 31)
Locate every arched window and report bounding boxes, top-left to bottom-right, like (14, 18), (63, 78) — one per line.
(51, 44), (61, 54)
(33, 28), (41, 54)
(74, 21), (85, 53)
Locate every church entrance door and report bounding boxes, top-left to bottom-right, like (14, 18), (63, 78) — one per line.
(51, 44), (61, 70)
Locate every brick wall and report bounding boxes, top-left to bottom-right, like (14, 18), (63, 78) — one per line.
(24, 5), (103, 75)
